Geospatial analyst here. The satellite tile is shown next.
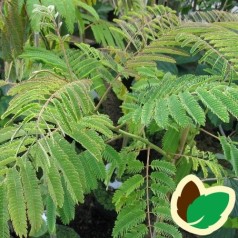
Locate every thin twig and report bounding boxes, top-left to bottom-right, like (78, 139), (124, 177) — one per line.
(54, 19), (74, 81)
(28, 69), (65, 81)
(110, 126), (170, 158)
(228, 130), (236, 137)
(221, 0), (229, 10)
(173, 126), (190, 162)
(106, 135), (123, 143)
(202, 177), (238, 182)
(200, 128), (220, 140)
(219, 125), (226, 137)
(94, 74), (121, 111)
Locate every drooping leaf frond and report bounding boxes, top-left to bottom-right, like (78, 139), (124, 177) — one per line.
(0, 184), (9, 238)
(39, 133), (84, 203)
(58, 178), (75, 224)
(46, 195), (56, 234)
(19, 160), (44, 234)
(77, 151), (106, 192)
(6, 168), (27, 238)
(45, 161), (64, 208)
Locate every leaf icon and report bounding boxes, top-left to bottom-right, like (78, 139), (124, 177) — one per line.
(177, 180), (200, 221)
(187, 192), (230, 229)
(170, 175), (236, 236)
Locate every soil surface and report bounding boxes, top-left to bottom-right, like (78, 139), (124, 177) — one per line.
(70, 195), (117, 238)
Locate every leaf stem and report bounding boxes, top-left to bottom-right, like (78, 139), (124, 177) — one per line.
(200, 128), (219, 140)
(54, 18), (74, 81)
(174, 126), (190, 162)
(94, 74), (121, 111)
(111, 126), (170, 158)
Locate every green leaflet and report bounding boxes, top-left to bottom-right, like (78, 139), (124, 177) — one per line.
(187, 193), (229, 229)
(20, 47), (68, 71)
(20, 161), (44, 234)
(58, 178), (75, 224)
(220, 137), (238, 176)
(46, 195), (56, 234)
(154, 222), (182, 238)
(46, 162), (64, 207)
(0, 184), (9, 238)
(6, 168), (27, 237)
(112, 208), (146, 238)
(47, 137), (84, 203)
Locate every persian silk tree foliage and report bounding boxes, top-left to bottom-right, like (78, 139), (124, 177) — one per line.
(1, 1), (238, 238)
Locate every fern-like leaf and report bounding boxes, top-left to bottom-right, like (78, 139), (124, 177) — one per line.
(154, 99), (169, 128)
(46, 135), (84, 203)
(19, 160), (44, 234)
(46, 160), (64, 207)
(150, 160), (176, 176)
(179, 91), (205, 125)
(58, 178), (75, 224)
(229, 144), (238, 176)
(79, 151), (106, 192)
(6, 167), (27, 237)
(154, 222), (182, 238)
(112, 205), (146, 238)
(46, 195), (56, 234)
(113, 175), (144, 211)
(196, 87), (229, 122)
(0, 184), (9, 238)
(168, 95), (191, 127)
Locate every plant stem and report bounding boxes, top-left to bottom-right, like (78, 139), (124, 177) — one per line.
(106, 135), (123, 143)
(95, 83), (112, 111)
(110, 126), (169, 158)
(95, 74), (121, 111)
(219, 125), (226, 136)
(221, 0), (229, 10)
(146, 147), (153, 238)
(202, 177), (238, 182)
(200, 128), (219, 140)
(54, 19), (74, 81)
(174, 126), (190, 162)
(28, 69), (65, 80)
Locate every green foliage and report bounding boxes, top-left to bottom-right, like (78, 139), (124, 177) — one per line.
(6, 167), (27, 237)
(0, 184), (9, 238)
(112, 160), (181, 238)
(220, 137), (238, 176)
(1, 0), (26, 61)
(19, 160), (44, 234)
(1, 1), (238, 237)
(121, 75), (238, 129)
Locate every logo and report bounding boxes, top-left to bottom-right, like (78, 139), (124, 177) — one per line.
(171, 175), (236, 235)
